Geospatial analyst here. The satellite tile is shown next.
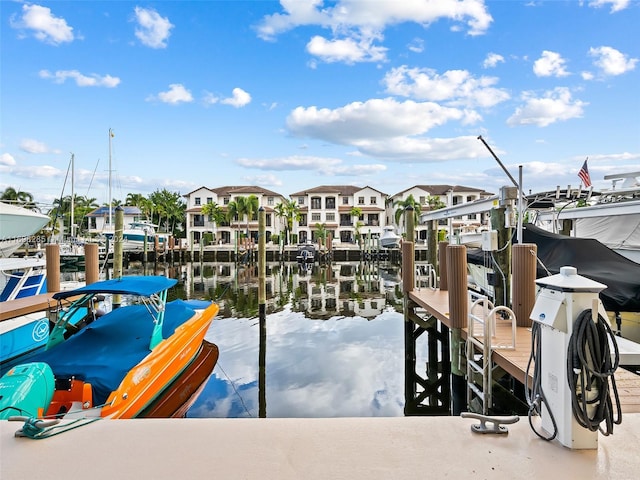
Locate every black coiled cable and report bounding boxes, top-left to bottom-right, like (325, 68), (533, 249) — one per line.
(567, 309), (622, 435)
(525, 321), (558, 441)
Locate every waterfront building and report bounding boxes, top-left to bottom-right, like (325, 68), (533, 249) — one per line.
(86, 206), (143, 234)
(289, 185), (388, 245)
(184, 186), (287, 246)
(387, 185), (494, 243)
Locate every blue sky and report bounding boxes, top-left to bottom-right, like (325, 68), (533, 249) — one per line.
(1, 0), (639, 208)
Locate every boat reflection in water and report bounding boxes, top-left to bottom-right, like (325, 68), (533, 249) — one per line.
(137, 260), (410, 418)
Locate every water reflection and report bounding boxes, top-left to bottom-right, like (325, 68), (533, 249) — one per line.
(123, 260), (408, 418)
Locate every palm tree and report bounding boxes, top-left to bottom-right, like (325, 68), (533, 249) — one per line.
(394, 194), (421, 236)
(274, 201), (287, 245)
(284, 200), (301, 245)
(201, 201), (225, 243)
(1, 187), (36, 209)
(314, 223), (327, 245)
(244, 194), (260, 241)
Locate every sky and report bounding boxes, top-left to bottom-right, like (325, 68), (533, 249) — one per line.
(1, 0), (639, 209)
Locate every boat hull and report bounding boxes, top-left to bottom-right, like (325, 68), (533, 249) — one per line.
(138, 340), (219, 418)
(100, 302), (219, 419)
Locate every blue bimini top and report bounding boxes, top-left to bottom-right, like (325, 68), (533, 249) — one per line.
(53, 276), (177, 300)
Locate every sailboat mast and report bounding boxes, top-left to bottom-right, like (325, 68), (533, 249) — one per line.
(71, 153), (75, 238)
(108, 128), (113, 227)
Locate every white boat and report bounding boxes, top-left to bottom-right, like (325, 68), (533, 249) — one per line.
(0, 203), (50, 258)
(531, 171), (640, 263)
(103, 221), (170, 252)
(379, 226), (401, 249)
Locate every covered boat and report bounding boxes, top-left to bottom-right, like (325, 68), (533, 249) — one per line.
(379, 226), (401, 249)
(0, 275), (219, 419)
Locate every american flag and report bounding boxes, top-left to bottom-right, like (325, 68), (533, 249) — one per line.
(578, 158), (591, 188)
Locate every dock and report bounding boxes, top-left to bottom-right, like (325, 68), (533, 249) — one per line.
(1, 415), (640, 479)
(409, 288), (640, 414)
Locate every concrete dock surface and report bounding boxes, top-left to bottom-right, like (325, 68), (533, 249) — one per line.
(2, 414), (639, 479)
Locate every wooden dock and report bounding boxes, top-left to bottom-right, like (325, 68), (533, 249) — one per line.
(408, 287), (640, 414)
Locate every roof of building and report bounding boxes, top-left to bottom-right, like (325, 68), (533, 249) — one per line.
(290, 185), (387, 197)
(393, 184), (494, 198)
(87, 206), (142, 217)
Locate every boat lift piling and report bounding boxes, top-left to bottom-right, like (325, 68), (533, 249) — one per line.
(84, 243), (99, 285)
(45, 244), (60, 292)
(113, 206), (124, 308)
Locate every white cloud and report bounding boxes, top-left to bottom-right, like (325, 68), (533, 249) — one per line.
(243, 174), (284, 187)
(133, 6), (173, 49)
(588, 0), (630, 13)
(150, 84), (194, 104)
(0, 164), (62, 179)
(20, 139), (50, 154)
(355, 135), (489, 162)
(306, 34), (387, 64)
(39, 70), (120, 87)
(287, 98), (466, 145)
(407, 38), (424, 54)
(236, 154), (386, 177)
(589, 46), (638, 76)
(221, 88), (252, 108)
(533, 50), (570, 77)
(256, 0), (492, 63)
(507, 87), (587, 127)
(483, 52), (504, 69)
(382, 66), (510, 108)
(10, 4), (75, 45)
(0, 153), (16, 166)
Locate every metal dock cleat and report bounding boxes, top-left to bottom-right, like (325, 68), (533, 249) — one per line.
(461, 412), (520, 434)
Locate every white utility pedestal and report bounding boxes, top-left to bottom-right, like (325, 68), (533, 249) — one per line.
(529, 266), (608, 449)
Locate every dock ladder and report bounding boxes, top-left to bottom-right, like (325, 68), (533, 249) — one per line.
(466, 291), (517, 414)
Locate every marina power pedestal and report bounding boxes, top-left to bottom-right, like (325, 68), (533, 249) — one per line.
(529, 266), (608, 449)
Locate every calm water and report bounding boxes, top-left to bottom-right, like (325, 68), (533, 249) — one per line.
(121, 260), (415, 418)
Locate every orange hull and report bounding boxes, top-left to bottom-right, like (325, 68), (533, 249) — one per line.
(100, 302), (219, 419)
(139, 340), (218, 418)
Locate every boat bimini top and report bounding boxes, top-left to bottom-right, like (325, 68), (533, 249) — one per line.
(50, 276), (179, 350)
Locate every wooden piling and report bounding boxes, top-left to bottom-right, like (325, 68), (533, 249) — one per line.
(45, 244), (60, 292)
(113, 206), (124, 308)
(438, 241), (449, 291)
(401, 241), (414, 293)
(512, 243), (537, 327)
(446, 245), (467, 329)
(258, 207), (266, 310)
(84, 243), (99, 285)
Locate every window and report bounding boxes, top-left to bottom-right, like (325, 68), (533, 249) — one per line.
(358, 196), (365, 205)
(311, 213), (321, 222)
(311, 197), (322, 209)
(326, 213), (335, 222)
(268, 196), (274, 206)
(370, 196), (376, 205)
(326, 197), (336, 209)
(206, 197), (213, 204)
(420, 196), (426, 205)
(298, 196), (305, 205)
(223, 197), (230, 205)
(342, 197), (349, 205)
(195, 197), (201, 206)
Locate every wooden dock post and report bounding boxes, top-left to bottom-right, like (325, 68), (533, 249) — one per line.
(258, 207), (266, 312)
(438, 241), (449, 291)
(490, 206), (511, 307)
(427, 220), (437, 273)
(113, 206), (124, 308)
(45, 244), (60, 292)
(512, 243), (537, 327)
(446, 244), (468, 414)
(84, 243), (99, 285)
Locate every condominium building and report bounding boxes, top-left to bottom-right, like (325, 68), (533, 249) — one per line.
(387, 185), (494, 243)
(289, 185), (389, 245)
(183, 186), (287, 245)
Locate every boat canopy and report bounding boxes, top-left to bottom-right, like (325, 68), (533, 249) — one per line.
(52, 276), (177, 300)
